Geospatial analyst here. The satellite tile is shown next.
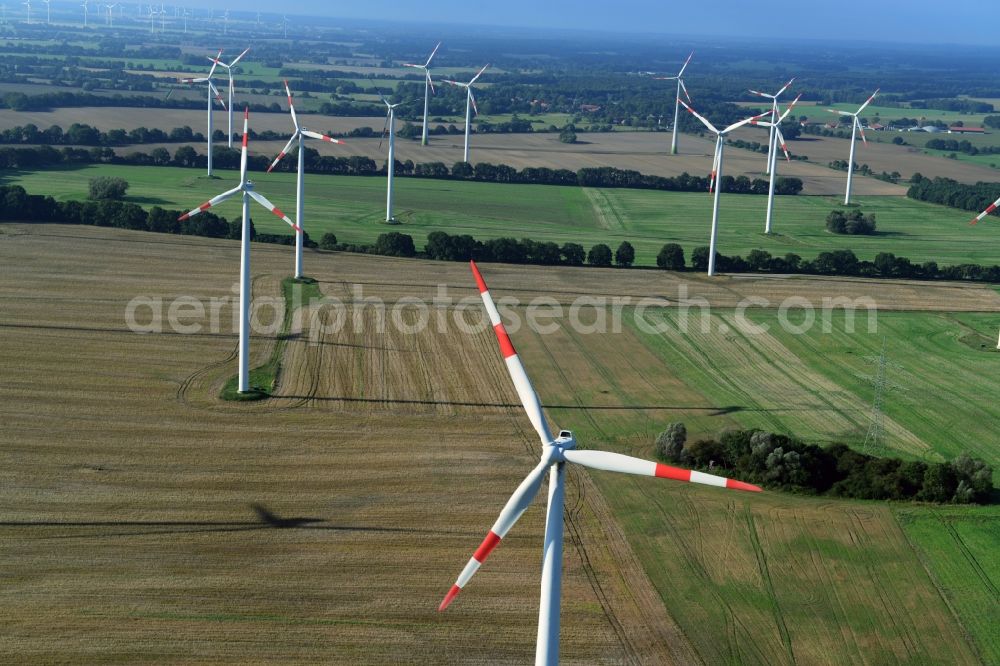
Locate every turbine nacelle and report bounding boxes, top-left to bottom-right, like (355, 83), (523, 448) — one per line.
(551, 430), (576, 450)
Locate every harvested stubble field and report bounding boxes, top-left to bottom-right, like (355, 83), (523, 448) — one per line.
(1, 224), (996, 663)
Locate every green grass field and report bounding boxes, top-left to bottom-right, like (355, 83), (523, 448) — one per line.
(5, 163), (999, 267)
(896, 506), (1000, 664)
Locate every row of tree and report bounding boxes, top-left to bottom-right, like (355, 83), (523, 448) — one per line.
(0, 123), (205, 146)
(907, 174), (1000, 215)
(925, 138), (1000, 156)
(0, 143), (805, 195)
(654, 424), (993, 503)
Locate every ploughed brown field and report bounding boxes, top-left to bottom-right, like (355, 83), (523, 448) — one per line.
(1, 225), (991, 663)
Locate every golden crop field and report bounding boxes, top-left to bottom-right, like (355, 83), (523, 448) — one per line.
(1, 224), (994, 663)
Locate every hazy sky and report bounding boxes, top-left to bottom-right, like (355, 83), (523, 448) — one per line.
(202, 0), (997, 46)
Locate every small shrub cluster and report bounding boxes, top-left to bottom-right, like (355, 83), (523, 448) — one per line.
(826, 209), (877, 235)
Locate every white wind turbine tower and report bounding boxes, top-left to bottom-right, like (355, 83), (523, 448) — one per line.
(104, 2), (114, 26)
(177, 108), (300, 394)
(178, 50), (227, 176)
(377, 92), (411, 223)
(828, 88), (879, 205)
(748, 77), (795, 175)
(81, 0), (88, 25)
(679, 98), (770, 276)
(222, 8), (228, 34)
(439, 261), (762, 665)
(146, 4), (155, 32)
(760, 94), (802, 234)
(22, 0), (30, 23)
(653, 51), (694, 155)
(208, 47), (250, 148)
(403, 41), (440, 146)
(441, 64), (489, 163)
(266, 80), (346, 279)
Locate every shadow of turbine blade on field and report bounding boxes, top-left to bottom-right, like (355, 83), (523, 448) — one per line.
(0, 504), (473, 540)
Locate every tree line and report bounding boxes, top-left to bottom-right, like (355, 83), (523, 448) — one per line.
(907, 173), (1000, 216)
(654, 424), (993, 504)
(0, 143), (804, 195)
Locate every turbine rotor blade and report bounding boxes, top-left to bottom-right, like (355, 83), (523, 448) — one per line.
(177, 185), (241, 221)
(425, 40), (441, 67)
(283, 79), (299, 130)
(677, 51), (694, 77)
(267, 131), (299, 173)
(679, 78), (692, 104)
(778, 93), (803, 122)
(469, 63), (489, 84)
(378, 111), (389, 151)
(469, 89), (478, 116)
(471, 260), (553, 445)
(426, 69), (435, 95)
(857, 88), (879, 114)
(230, 46), (250, 66)
(562, 449), (762, 492)
(438, 458), (550, 611)
(775, 126), (791, 161)
(248, 189), (300, 232)
(775, 77), (795, 98)
(302, 129), (344, 144)
(239, 107), (248, 182)
(209, 81), (226, 110)
(207, 48), (222, 78)
(857, 118), (868, 146)
(970, 196), (1000, 225)
(677, 98), (718, 134)
(722, 110), (771, 134)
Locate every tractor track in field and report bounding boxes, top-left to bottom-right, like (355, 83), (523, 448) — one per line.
(937, 512), (999, 600)
(634, 481), (774, 665)
(745, 505), (796, 665)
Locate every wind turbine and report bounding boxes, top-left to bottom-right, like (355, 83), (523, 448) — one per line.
(441, 64), (489, 163)
(403, 41), (440, 146)
(678, 98), (770, 276)
(81, 0), (88, 25)
(748, 77), (795, 175)
(653, 51), (694, 155)
(22, 0), (30, 23)
(178, 50), (227, 177)
(103, 2), (114, 26)
(378, 92), (409, 223)
(222, 8), (228, 34)
(177, 108), (300, 394)
(208, 47), (251, 148)
(827, 89), (879, 205)
(439, 261), (762, 665)
(760, 94), (802, 234)
(146, 4), (155, 32)
(266, 80), (346, 279)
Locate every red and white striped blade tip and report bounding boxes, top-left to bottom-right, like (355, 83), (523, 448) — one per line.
(647, 462), (762, 492)
(439, 584), (462, 611)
